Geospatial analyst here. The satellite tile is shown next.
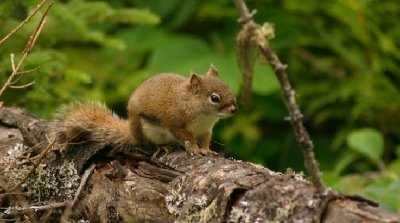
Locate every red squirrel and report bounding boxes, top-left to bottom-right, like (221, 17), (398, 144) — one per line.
(55, 65), (237, 155)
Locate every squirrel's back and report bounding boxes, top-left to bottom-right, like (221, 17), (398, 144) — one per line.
(128, 73), (190, 125)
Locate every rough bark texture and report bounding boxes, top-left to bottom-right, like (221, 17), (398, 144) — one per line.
(0, 106), (398, 222)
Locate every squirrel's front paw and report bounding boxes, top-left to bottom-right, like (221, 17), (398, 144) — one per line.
(184, 141), (218, 156)
(200, 147), (218, 156)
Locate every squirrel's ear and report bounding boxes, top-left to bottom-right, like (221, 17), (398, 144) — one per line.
(206, 64), (219, 77)
(189, 73), (201, 93)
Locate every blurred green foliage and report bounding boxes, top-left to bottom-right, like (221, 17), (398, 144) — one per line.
(0, 0), (399, 214)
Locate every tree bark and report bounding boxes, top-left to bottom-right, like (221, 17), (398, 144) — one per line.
(0, 107), (398, 222)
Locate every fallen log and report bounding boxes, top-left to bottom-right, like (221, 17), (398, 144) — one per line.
(0, 107), (398, 222)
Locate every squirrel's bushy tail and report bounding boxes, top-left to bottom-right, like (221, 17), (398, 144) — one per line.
(52, 101), (132, 148)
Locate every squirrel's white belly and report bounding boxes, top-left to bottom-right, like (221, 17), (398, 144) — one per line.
(141, 121), (178, 144)
(141, 114), (219, 145)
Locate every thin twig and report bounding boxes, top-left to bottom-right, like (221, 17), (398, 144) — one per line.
(10, 81), (36, 89)
(14, 141), (43, 159)
(10, 54), (16, 72)
(61, 164), (96, 223)
(234, 0), (257, 22)
(10, 67), (41, 86)
(31, 202), (66, 211)
(0, 1), (53, 99)
(259, 45), (325, 192)
(14, 66), (41, 76)
(0, 0), (49, 46)
(4, 202), (66, 216)
(234, 0), (326, 193)
(22, 1), (53, 56)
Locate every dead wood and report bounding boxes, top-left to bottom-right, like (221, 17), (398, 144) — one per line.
(0, 106), (398, 222)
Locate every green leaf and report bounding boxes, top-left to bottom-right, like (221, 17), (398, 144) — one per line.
(133, 0), (199, 28)
(388, 159), (400, 176)
(346, 128), (384, 163)
(148, 36), (211, 73)
(364, 178), (400, 214)
(109, 9), (160, 25)
(65, 69), (91, 84)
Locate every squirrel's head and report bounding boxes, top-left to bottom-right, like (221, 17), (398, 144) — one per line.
(187, 65), (237, 118)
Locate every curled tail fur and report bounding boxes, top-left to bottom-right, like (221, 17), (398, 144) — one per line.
(52, 101), (133, 148)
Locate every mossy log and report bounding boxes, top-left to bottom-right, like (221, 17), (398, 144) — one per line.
(0, 107), (398, 222)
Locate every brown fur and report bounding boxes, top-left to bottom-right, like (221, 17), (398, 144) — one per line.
(53, 101), (133, 148)
(54, 66), (237, 155)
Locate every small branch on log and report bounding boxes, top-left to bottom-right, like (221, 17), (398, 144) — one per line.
(30, 202), (67, 211)
(234, 0), (326, 193)
(72, 163), (96, 208)
(4, 202), (66, 216)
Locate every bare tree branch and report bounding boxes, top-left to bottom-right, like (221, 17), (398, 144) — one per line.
(0, 1), (53, 101)
(234, 0), (326, 193)
(0, 0), (49, 46)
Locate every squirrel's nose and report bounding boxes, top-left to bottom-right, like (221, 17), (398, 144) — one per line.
(230, 105), (237, 114)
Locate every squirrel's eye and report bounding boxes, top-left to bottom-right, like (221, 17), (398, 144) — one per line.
(210, 93), (220, 104)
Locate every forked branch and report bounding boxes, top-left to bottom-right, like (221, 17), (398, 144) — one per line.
(0, 1), (53, 104)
